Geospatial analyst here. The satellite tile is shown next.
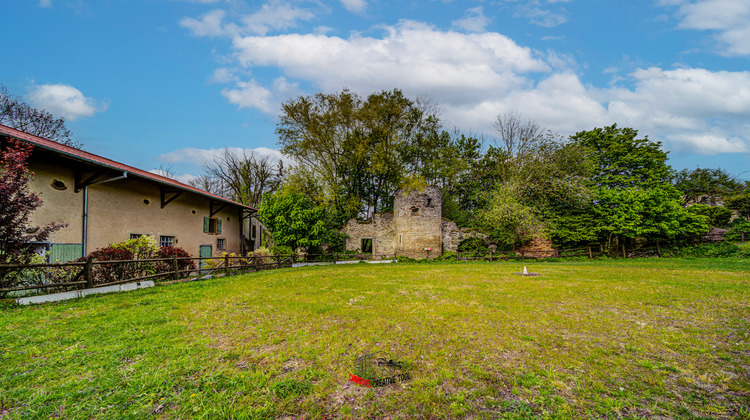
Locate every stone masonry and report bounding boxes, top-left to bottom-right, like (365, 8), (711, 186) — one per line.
(343, 185), (477, 259)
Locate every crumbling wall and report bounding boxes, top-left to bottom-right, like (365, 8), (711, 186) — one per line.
(394, 186), (442, 259)
(516, 234), (556, 257)
(341, 213), (396, 256)
(441, 220), (488, 252)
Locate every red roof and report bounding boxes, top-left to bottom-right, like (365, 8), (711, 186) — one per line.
(0, 123), (255, 211)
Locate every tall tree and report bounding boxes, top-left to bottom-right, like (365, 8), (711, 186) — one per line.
(198, 149), (283, 208)
(673, 167), (743, 206)
(277, 88), (440, 222)
(0, 137), (65, 263)
(0, 86), (80, 148)
(570, 125), (708, 250)
(257, 189), (334, 251)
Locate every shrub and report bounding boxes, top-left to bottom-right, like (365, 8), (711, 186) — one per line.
(83, 246), (136, 285)
(156, 246), (196, 277)
(436, 251), (457, 262)
(458, 237), (490, 252)
(270, 245), (294, 255)
(111, 235), (159, 260)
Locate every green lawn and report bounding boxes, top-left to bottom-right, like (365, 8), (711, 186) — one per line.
(1, 259), (749, 419)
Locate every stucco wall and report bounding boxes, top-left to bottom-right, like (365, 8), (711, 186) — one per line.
(26, 156), (246, 258)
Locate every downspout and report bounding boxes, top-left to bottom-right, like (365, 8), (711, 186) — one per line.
(82, 186), (88, 258)
(81, 171), (127, 258)
(239, 208), (244, 256)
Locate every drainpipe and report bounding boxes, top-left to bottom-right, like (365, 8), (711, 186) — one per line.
(82, 186), (88, 258)
(81, 171), (127, 258)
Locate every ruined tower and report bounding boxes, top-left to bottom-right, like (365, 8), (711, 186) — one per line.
(393, 185), (442, 259)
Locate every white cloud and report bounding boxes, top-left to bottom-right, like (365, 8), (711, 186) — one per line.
(666, 0), (750, 56)
(340, 0), (367, 14)
(507, 1), (569, 27)
(230, 20), (547, 109)
(452, 6), (491, 33)
(180, 9), (232, 37)
(27, 84), (107, 121)
(221, 79), (276, 113)
(159, 146), (295, 168)
(241, 0), (316, 36)
(38, 0), (53, 7)
(180, 1), (315, 37)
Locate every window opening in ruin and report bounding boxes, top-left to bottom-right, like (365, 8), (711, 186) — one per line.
(399, 234), (402, 244)
(411, 206), (419, 214)
(361, 238), (373, 253)
(426, 198), (432, 207)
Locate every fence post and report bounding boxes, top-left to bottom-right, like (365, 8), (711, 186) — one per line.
(656, 240), (662, 258)
(489, 249), (493, 262)
(333, 253), (337, 264)
(521, 251), (525, 261)
(224, 254), (230, 277)
(84, 257), (93, 289)
(588, 246), (593, 259)
(172, 255), (179, 280)
(456, 251), (459, 261)
(253, 255), (258, 271)
(276, 254), (281, 269)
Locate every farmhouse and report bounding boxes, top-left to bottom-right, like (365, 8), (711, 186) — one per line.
(342, 185), (481, 259)
(0, 124), (263, 262)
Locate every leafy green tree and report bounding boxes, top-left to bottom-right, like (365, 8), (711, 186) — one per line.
(726, 187), (750, 221)
(278, 89), (450, 224)
(570, 124), (672, 189)
(570, 125), (708, 249)
(257, 189), (334, 251)
(673, 167), (743, 206)
(687, 204), (734, 228)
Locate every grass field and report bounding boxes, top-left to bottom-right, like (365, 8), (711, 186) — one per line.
(1, 258), (749, 419)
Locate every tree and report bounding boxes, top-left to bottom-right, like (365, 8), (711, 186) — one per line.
(570, 125), (708, 249)
(673, 167), (743, 206)
(493, 111), (545, 158)
(570, 124), (672, 190)
(0, 137), (66, 263)
(198, 149), (283, 208)
(0, 86), (80, 148)
(726, 186), (750, 221)
(277, 89), (441, 222)
(257, 189), (334, 251)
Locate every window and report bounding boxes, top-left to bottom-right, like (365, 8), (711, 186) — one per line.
(130, 233), (144, 240)
(361, 238), (373, 253)
(203, 217), (222, 234)
(217, 238), (226, 250)
(160, 235), (175, 248)
(426, 198), (433, 207)
(251, 225), (257, 239)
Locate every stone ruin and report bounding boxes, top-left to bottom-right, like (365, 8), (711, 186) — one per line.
(341, 185), (484, 259)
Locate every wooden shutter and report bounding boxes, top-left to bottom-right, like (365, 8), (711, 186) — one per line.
(203, 217), (209, 233)
(217, 219), (222, 234)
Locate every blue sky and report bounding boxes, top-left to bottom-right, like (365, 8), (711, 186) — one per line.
(2, 0), (749, 182)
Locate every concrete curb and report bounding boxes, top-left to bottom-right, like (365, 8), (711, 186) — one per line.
(17, 281), (155, 305)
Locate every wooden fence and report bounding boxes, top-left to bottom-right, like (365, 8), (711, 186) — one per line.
(0, 253), (396, 297)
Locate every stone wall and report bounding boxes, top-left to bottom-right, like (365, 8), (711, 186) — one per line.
(441, 220), (488, 252)
(393, 186), (442, 259)
(342, 213), (396, 256)
(516, 234), (556, 257)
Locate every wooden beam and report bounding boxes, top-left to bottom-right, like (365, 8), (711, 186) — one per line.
(74, 169), (104, 192)
(210, 200), (227, 217)
(160, 188), (183, 208)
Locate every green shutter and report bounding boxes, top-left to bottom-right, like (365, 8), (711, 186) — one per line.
(49, 243), (83, 263)
(203, 217), (209, 233)
(217, 219), (222, 234)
